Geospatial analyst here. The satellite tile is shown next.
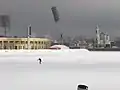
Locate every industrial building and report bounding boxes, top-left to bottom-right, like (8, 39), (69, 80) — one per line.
(95, 25), (111, 48)
(0, 37), (52, 50)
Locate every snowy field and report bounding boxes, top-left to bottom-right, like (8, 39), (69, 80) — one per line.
(0, 50), (120, 90)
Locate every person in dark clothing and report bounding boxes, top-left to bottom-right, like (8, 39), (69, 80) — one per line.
(38, 58), (42, 64)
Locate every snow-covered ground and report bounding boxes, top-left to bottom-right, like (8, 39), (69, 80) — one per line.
(0, 50), (120, 90)
(0, 49), (120, 64)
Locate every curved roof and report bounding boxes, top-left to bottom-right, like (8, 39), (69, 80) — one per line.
(50, 45), (69, 49)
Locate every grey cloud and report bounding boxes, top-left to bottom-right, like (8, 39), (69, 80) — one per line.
(0, 0), (120, 39)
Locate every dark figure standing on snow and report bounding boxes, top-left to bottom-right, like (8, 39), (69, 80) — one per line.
(38, 58), (42, 64)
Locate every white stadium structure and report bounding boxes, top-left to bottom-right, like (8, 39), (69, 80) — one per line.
(49, 45), (70, 49)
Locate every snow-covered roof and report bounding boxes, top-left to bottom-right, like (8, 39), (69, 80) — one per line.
(79, 49), (89, 52)
(50, 45), (69, 49)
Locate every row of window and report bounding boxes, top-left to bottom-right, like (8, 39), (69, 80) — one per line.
(0, 41), (50, 45)
(0, 45), (48, 49)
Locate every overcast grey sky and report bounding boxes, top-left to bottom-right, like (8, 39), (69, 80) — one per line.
(0, 0), (120, 39)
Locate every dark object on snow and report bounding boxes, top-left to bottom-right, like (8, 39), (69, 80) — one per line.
(77, 84), (88, 90)
(38, 58), (42, 64)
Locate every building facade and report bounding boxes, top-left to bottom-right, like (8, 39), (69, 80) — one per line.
(0, 37), (52, 50)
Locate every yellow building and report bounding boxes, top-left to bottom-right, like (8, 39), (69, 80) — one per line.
(0, 37), (52, 50)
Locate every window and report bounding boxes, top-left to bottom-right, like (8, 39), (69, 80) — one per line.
(0, 41), (2, 44)
(21, 41), (24, 44)
(41, 46), (44, 49)
(38, 46), (40, 49)
(15, 41), (19, 43)
(35, 46), (37, 49)
(30, 41), (33, 44)
(23, 46), (25, 49)
(31, 46), (34, 49)
(4, 41), (6, 43)
(35, 41), (37, 44)
(19, 46), (22, 49)
(15, 46), (17, 49)
(4, 46), (7, 49)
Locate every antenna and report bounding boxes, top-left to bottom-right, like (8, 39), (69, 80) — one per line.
(27, 24), (31, 49)
(0, 15), (10, 37)
(60, 33), (64, 45)
(96, 25), (100, 47)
